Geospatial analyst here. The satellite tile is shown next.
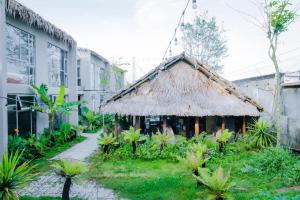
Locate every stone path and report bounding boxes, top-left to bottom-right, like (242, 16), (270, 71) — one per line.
(19, 133), (121, 200)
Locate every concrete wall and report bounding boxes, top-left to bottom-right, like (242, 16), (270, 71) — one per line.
(5, 15), (78, 134)
(0, 0), (8, 156)
(234, 74), (300, 148)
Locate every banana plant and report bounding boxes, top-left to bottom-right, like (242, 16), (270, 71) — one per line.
(216, 129), (233, 152)
(122, 126), (141, 156)
(194, 166), (235, 200)
(32, 84), (80, 136)
(98, 133), (118, 154)
(152, 131), (174, 153)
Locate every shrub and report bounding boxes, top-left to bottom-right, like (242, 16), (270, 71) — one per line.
(247, 120), (276, 149)
(194, 166), (234, 200)
(0, 151), (36, 200)
(216, 129), (233, 152)
(122, 127), (142, 156)
(152, 131), (175, 153)
(24, 134), (44, 159)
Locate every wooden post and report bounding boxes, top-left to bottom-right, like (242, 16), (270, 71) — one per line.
(186, 117), (190, 137)
(162, 116), (167, 132)
(135, 116), (140, 130)
(195, 117), (200, 137)
(221, 117), (225, 131)
(114, 114), (119, 138)
(242, 116), (246, 135)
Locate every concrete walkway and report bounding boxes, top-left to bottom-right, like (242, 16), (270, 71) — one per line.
(52, 133), (99, 162)
(19, 133), (121, 200)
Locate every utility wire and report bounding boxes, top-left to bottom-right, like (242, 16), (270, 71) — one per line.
(161, 0), (191, 62)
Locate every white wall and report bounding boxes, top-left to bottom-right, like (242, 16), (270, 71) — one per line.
(0, 0), (8, 156)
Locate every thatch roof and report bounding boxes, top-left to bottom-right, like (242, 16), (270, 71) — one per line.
(101, 53), (263, 117)
(6, 0), (75, 46)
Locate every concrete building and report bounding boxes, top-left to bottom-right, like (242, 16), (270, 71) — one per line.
(77, 48), (126, 112)
(2, 0), (78, 141)
(234, 71), (300, 149)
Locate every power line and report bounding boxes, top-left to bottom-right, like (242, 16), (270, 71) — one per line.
(161, 0), (197, 62)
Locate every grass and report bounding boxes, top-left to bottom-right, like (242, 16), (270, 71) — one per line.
(88, 146), (300, 200)
(32, 136), (86, 173)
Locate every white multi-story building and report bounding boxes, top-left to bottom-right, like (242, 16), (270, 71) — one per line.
(1, 0), (78, 141)
(77, 48), (126, 112)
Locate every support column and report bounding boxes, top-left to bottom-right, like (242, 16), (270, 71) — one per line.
(242, 116), (246, 135)
(0, 0), (8, 158)
(135, 116), (140, 130)
(194, 117), (200, 137)
(114, 114), (119, 138)
(162, 116), (167, 133)
(221, 117), (225, 131)
(186, 117), (190, 137)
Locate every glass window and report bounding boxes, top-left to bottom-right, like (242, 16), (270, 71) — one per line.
(77, 59), (81, 87)
(6, 24), (35, 84)
(7, 95), (36, 136)
(48, 43), (68, 87)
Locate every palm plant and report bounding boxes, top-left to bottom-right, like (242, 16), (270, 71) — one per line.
(0, 151), (36, 200)
(216, 129), (233, 152)
(247, 120), (276, 149)
(152, 131), (174, 153)
(190, 143), (209, 167)
(180, 151), (209, 187)
(98, 133), (118, 154)
(122, 126), (141, 156)
(32, 84), (80, 136)
(194, 166), (234, 200)
(53, 160), (86, 200)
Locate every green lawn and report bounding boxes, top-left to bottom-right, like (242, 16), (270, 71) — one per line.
(88, 148), (300, 200)
(32, 136), (86, 173)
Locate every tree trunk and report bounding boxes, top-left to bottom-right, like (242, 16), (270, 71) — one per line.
(48, 113), (53, 136)
(159, 143), (164, 154)
(193, 169), (202, 187)
(268, 38), (282, 147)
(132, 141), (136, 156)
(104, 145), (109, 154)
(62, 177), (72, 200)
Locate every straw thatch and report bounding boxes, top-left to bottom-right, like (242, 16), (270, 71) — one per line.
(101, 53), (263, 117)
(6, 0), (75, 46)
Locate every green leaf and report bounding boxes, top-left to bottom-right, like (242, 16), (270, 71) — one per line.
(54, 85), (65, 107)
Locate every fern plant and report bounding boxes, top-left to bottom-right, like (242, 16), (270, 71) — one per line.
(152, 131), (174, 153)
(0, 151), (36, 200)
(53, 160), (86, 200)
(98, 133), (118, 154)
(247, 120), (276, 149)
(122, 126), (141, 156)
(194, 166), (235, 200)
(216, 129), (233, 152)
(180, 151), (209, 187)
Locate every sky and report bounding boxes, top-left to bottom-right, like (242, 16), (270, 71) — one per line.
(18, 0), (300, 83)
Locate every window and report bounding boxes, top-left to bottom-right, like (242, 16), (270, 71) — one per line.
(7, 95), (36, 136)
(6, 24), (35, 84)
(77, 59), (81, 87)
(91, 63), (95, 89)
(48, 43), (68, 87)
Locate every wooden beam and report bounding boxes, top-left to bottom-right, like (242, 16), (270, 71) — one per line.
(186, 117), (190, 137)
(242, 116), (246, 135)
(221, 117), (225, 131)
(195, 117), (200, 137)
(114, 114), (119, 138)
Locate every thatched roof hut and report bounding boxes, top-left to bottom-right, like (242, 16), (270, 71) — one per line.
(101, 53), (263, 117)
(6, 0), (75, 46)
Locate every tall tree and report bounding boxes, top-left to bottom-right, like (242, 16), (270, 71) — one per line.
(181, 12), (228, 72)
(263, 0), (296, 146)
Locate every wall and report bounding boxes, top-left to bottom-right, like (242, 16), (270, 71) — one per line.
(5, 15), (78, 134)
(0, 0), (8, 156)
(234, 74), (300, 148)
